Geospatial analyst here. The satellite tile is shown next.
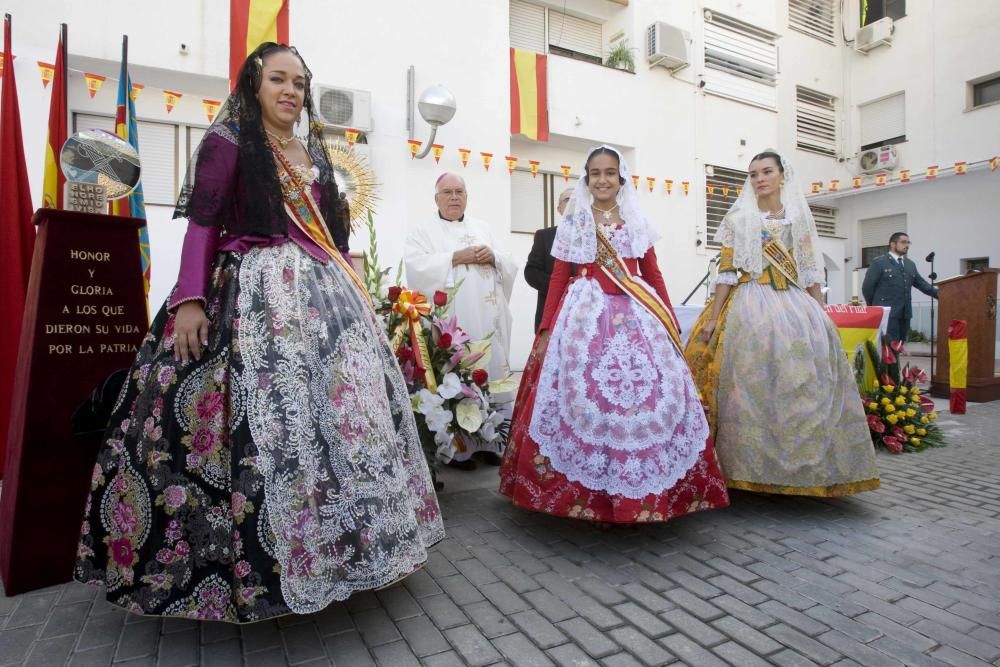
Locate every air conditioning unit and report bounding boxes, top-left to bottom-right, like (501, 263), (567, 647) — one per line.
(856, 17), (893, 53)
(313, 84), (373, 132)
(646, 21), (690, 71)
(858, 145), (898, 173)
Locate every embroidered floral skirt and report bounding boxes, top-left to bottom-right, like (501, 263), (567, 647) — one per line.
(75, 243), (445, 622)
(685, 281), (880, 496)
(499, 278), (729, 523)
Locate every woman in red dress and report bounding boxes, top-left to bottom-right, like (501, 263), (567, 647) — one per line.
(500, 146), (729, 523)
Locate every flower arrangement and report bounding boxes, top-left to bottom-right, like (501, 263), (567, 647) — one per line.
(860, 338), (945, 453)
(380, 286), (508, 466)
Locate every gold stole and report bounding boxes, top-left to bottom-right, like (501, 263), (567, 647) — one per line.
(270, 145), (372, 307)
(594, 229), (683, 354)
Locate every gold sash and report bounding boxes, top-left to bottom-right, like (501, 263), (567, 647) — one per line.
(594, 228), (684, 354)
(761, 235), (799, 286)
(271, 145), (372, 307)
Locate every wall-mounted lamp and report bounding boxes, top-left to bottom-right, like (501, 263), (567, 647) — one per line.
(411, 84), (456, 160)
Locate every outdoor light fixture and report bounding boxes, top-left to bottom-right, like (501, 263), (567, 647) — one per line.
(412, 84), (456, 160)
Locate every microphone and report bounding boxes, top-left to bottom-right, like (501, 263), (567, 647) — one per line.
(925, 251), (935, 262)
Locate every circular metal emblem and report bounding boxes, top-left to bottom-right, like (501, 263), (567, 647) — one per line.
(60, 129), (141, 200)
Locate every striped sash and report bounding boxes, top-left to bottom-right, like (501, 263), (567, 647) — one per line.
(594, 229), (683, 353)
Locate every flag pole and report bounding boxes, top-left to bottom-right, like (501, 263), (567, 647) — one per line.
(60, 23), (67, 126)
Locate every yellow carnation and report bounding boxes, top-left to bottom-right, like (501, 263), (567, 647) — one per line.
(881, 397), (891, 405)
(906, 409), (917, 418)
(884, 404), (895, 413)
(868, 402), (879, 412)
(895, 396), (907, 406)
(917, 428), (927, 436)
(904, 425), (916, 434)
(911, 388), (920, 396)
(910, 437), (921, 445)
(882, 385), (895, 393)
(899, 386), (909, 394)
(887, 414), (899, 424)
(920, 416), (929, 424)
(929, 412), (938, 421)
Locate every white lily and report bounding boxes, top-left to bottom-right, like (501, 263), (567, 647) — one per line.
(415, 389), (444, 415)
(437, 372), (463, 400)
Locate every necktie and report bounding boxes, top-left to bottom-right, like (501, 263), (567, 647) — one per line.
(897, 257), (905, 269)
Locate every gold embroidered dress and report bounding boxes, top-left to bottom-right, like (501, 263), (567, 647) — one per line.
(685, 215), (880, 496)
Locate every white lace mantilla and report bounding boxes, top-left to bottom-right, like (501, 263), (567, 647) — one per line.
(237, 243), (444, 614)
(528, 278), (709, 499)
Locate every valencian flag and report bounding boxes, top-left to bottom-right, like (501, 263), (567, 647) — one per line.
(111, 36), (151, 298)
(0, 14), (36, 479)
(509, 48), (548, 142)
(948, 319), (967, 414)
(42, 24), (67, 210)
(230, 0), (289, 90)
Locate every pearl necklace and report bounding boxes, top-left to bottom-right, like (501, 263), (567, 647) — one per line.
(592, 203), (619, 221)
(265, 128), (296, 148)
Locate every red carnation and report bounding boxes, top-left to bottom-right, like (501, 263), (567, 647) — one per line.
(387, 286), (402, 303)
(472, 368), (489, 386)
(437, 332), (453, 349)
(433, 290), (448, 307)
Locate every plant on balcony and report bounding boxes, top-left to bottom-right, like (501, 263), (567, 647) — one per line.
(605, 40), (635, 72)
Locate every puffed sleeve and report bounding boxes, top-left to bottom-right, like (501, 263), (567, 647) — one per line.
(184, 132), (239, 230)
(715, 246), (739, 285)
(167, 132), (238, 311)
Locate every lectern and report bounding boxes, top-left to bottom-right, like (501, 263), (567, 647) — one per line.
(0, 209), (148, 595)
(931, 269), (1000, 402)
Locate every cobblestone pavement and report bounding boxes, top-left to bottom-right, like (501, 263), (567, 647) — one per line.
(2, 398), (999, 666)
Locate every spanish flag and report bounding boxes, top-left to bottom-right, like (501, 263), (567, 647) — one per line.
(110, 36), (150, 299)
(230, 0), (289, 90)
(948, 319), (967, 414)
(510, 48), (548, 142)
(41, 25), (67, 210)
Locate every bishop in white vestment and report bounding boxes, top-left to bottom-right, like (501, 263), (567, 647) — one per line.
(404, 173), (518, 385)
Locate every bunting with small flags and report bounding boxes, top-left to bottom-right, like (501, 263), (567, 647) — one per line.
(36, 61), (54, 88)
(431, 144), (444, 163)
(458, 147), (471, 167)
(83, 72), (105, 98)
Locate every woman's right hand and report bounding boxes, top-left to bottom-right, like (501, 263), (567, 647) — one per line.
(174, 301), (210, 362)
(533, 329), (551, 357)
(700, 319), (717, 343)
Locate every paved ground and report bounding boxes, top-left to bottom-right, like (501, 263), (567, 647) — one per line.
(2, 396), (999, 667)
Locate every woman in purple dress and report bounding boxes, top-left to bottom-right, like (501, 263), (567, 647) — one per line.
(75, 43), (444, 622)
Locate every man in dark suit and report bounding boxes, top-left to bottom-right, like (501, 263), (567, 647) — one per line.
(525, 188), (574, 330)
(862, 232), (939, 343)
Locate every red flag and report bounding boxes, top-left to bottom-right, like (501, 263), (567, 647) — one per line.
(0, 15), (36, 478)
(229, 0), (289, 91)
(42, 25), (67, 210)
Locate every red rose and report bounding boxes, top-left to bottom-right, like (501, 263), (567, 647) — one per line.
(387, 286), (402, 303)
(437, 332), (453, 349)
(472, 368), (489, 386)
(433, 290), (448, 307)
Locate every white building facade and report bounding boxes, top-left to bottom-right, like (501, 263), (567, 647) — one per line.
(5, 0), (999, 369)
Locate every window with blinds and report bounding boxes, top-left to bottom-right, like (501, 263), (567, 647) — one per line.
(509, 0), (603, 63)
(73, 112), (179, 206)
(510, 0), (545, 53)
(859, 92), (905, 149)
(796, 86), (837, 157)
(810, 204), (839, 237)
(860, 213), (905, 267)
(789, 0), (836, 45)
(705, 165), (747, 250)
(548, 10), (602, 63)
(510, 170), (578, 233)
(703, 10), (779, 109)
